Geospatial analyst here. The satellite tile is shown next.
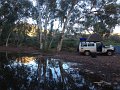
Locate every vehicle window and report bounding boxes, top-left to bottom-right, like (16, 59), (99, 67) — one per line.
(81, 42), (87, 47)
(88, 43), (94, 46)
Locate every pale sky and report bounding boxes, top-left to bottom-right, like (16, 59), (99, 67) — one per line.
(113, 26), (120, 34)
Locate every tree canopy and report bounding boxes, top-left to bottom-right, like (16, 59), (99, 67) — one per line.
(0, 0), (35, 43)
(0, 0), (120, 51)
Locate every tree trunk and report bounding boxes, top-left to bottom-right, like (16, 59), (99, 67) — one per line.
(48, 20), (54, 49)
(0, 29), (3, 44)
(57, 19), (67, 52)
(0, 29), (2, 38)
(43, 0), (49, 51)
(48, 37), (54, 49)
(44, 16), (48, 50)
(37, 1), (43, 50)
(38, 22), (43, 50)
(6, 31), (12, 47)
(56, 1), (77, 52)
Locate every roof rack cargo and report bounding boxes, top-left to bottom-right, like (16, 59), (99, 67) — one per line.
(80, 38), (87, 42)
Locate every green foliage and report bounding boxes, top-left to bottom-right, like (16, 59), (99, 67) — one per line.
(94, 22), (108, 36)
(103, 34), (120, 46)
(105, 4), (117, 14)
(48, 0), (57, 12)
(62, 39), (78, 51)
(0, 0), (35, 44)
(23, 37), (39, 47)
(47, 33), (61, 49)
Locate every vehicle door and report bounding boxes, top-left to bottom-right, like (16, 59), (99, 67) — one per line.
(79, 42), (87, 52)
(96, 42), (102, 52)
(87, 42), (96, 52)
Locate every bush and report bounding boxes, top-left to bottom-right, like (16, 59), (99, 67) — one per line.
(109, 35), (120, 43)
(62, 39), (79, 51)
(103, 34), (120, 46)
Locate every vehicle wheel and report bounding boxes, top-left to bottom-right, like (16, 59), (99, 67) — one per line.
(107, 51), (113, 56)
(84, 51), (90, 56)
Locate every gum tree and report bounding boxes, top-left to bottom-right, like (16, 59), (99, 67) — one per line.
(0, 0), (35, 46)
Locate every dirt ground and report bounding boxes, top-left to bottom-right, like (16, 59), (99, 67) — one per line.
(0, 46), (39, 53)
(52, 52), (120, 84)
(0, 46), (120, 85)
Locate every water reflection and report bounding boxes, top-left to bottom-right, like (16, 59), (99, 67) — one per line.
(0, 53), (116, 90)
(16, 56), (36, 64)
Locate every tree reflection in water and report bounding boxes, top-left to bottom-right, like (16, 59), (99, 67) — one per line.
(0, 53), (113, 90)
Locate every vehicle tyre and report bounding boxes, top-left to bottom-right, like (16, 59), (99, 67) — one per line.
(107, 51), (113, 56)
(84, 51), (90, 56)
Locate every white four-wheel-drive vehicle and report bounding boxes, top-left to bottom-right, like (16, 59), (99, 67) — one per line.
(79, 41), (115, 56)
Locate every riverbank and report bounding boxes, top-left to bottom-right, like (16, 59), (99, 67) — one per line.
(0, 46), (120, 85)
(0, 46), (39, 53)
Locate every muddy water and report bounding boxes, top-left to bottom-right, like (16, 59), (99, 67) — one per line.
(0, 53), (118, 90)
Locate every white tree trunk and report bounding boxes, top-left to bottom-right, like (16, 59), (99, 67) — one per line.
(37, 0), (43, 50)
(57, 6), (74, 52)
(57, 19), (67, 52)
(43, 0), (49, 50)
(6, 31), (12, 47)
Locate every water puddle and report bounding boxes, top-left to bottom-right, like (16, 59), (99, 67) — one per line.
(0, 53), (119, 90)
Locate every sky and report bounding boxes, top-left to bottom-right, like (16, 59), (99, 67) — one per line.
(113, 26), (120, 34)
